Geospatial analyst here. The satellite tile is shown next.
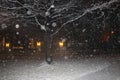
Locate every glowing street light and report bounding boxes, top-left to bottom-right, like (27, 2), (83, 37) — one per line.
(6, 43), (10, 48)
(36, 42), (41, 47)
(59, 41), (64, 47)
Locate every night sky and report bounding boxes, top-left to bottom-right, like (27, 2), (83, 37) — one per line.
(0, 0), (120, 50)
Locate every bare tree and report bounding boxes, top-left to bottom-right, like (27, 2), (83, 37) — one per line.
(0, 0), (119, 33)
(0, 0), (119, 63)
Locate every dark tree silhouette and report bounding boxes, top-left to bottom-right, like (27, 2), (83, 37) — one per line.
(0, 0), (120, 63)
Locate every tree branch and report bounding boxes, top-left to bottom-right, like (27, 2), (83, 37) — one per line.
(51, 0), (119, 37)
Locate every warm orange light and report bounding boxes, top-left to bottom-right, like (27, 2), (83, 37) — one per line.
(6, 43), (10, 48)
(59, 42), (64, 47)
(111, 31), (114, 34)
(37, 42), (41, 47)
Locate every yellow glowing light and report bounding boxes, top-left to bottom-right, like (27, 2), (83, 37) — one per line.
(6, 43), (10, 48)
(37, 42), (41, 47)
(59, 42), (64, 47)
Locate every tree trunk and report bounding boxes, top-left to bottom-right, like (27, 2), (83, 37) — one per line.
(44, 33), (53, 64)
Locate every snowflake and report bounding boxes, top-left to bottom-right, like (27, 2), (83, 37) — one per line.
(16, 32), (20, 35)
(82, 29), (86, 32)
(51, 5), (55, 8)
(15, 24), (20, 29)
(27, 10), (32, 15)
(1, 24), (7, 29)
(52, 22), (57, 27)
(45, 12), (50, 16)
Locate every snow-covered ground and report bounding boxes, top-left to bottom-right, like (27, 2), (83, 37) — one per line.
(0, 52), (120, 80)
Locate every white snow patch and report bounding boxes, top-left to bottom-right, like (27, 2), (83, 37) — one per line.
(0, 58), (111, 80)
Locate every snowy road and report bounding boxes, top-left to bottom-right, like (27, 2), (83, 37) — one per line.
(0, 52), (120, 80)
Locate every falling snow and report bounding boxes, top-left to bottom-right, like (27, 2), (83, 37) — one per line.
(0, 53), (120, 80)
(1, 24), (7, 29)
(0, 0), (120, 79)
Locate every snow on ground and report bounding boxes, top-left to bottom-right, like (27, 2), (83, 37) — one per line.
(0, 55), (114, 80)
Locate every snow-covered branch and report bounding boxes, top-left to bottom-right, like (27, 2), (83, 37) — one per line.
(34, 17), (46, 31)
(51, 0), (119, 37)
(0, 0), (119, 38)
